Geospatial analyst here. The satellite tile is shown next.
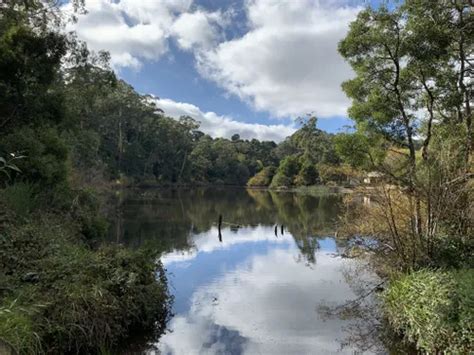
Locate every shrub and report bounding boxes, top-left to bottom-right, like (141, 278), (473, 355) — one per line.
(0, 182), (38, 220)
(71, 188), (110, 242)
(0, 127), (69, 186)
(383, 269), (474, 353)
(294, 162), (319, 186)
(318, 163), (355, 185)
(269, 172), (292, 188)
(247, 166), (276, 187)
(0, 215), (172, 353)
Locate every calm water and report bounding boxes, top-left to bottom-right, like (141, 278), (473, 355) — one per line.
(113, 188), (387, 354)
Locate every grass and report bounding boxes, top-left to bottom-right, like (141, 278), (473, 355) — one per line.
(289, 184), (348, 195)
(0, 298), (42, 355)
(383, 268), (474, 353)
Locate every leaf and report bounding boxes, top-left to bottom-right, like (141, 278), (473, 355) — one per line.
(6, 164), (21, 173)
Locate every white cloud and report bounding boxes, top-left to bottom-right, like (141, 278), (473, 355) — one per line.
(161, 226), (292, 266)
(64, 0), (360, 132)
(65, 0), (205, 69)
(196, 0), (360, 118)
(155, 97), (296, 142)
(158, 247), (378, 354)
(171, 10), (225, 50)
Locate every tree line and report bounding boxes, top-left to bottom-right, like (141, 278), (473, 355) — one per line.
(0, 4), (348, 190)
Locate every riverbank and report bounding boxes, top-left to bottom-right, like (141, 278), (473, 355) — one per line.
(0, 185), (172, 354)
(121, 179), (354, 195)
(338, 187), (473, 353)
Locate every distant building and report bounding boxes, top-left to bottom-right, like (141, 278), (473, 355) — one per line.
(363, 171), (384, 185)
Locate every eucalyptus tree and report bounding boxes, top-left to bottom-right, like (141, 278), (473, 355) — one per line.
(338, 0), (473, 264)
(0, 0), (85, 185)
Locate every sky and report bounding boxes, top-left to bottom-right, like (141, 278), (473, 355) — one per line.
(64, 0), (370, 142)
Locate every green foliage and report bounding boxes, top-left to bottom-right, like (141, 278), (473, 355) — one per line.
(0, 2), (176, 353)
(66, 129), (101, 171)
(0, 155), (24, 182)
(269, 117), (342, 188)
(0, 214), (172, 353)
(277, 156), (301, 179)
(295, 162), (319, 186)
(289, 116), (338, 165)
(269, 172), (292, 188)
(189, 136), (260, 185)
(0, 22), (67, 131)
(383, 269), (474, 353)
(247, 166), (276, 187)
(0, 127), (68, 186)
(0, 182), (38, 220)
(0, 299), (42, 355)
(270, 156), (300, 188)
(318, 164), (356, 185)
(334, 132), (385, 170)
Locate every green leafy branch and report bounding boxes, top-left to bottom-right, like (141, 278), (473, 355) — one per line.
(0, 153), (26, 180)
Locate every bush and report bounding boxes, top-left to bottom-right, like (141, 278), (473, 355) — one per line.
(71, 188), (110, 242)
(294, 162), (319, 186)
(383, 269), (474, 353)
(0, 214), (172, 353)
(318, 163), (354, 185)
(0, 182), (38, 220)
(0, 127), (69, 186)
(269, 172), (292, 188)
(0, 299), (42, 355)
(247, 166), (275, 187)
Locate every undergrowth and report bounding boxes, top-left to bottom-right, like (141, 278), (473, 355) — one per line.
(0, 187), (172, 354)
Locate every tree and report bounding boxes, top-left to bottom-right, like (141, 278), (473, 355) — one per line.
(270, 156), (300, 188)
(339, 0), (473, 265)
(0, 1), (75, 187)
(295, 162), (319, 186)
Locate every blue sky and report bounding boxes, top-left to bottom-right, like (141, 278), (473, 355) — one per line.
(66, 0), (369, 141)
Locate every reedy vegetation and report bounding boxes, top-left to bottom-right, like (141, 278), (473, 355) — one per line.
(336, 0), (473, 352)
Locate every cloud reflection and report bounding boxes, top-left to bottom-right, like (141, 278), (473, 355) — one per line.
(161, 226), (291, 266)
(157, 234), (374, 354)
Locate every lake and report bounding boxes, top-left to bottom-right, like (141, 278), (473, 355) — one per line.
(112, 188), (387, 354)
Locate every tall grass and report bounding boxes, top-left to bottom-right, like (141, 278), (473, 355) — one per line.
(383, 269), (474, 353)
(0, 298), (42, 355)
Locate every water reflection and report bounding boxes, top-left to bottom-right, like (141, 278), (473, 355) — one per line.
(112, 188), (385, 354)
(111, 188), (343, 265)
(159, 237), (377, 354)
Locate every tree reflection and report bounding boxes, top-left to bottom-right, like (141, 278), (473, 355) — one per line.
(317, 261), (416, 354)
(109, 187), (342, 264)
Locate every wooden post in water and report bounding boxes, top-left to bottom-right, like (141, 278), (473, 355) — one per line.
(218, 214), (223, 242)
(281, 224), (284, 235)
(274, 224), (278, 237)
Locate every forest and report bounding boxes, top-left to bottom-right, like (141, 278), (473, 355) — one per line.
(0, 0), (473, 354)
(0, 0), (349, 191)
(0, 1), (348, 353)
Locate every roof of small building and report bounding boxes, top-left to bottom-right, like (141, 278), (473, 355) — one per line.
(367, 171), (384, 178)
